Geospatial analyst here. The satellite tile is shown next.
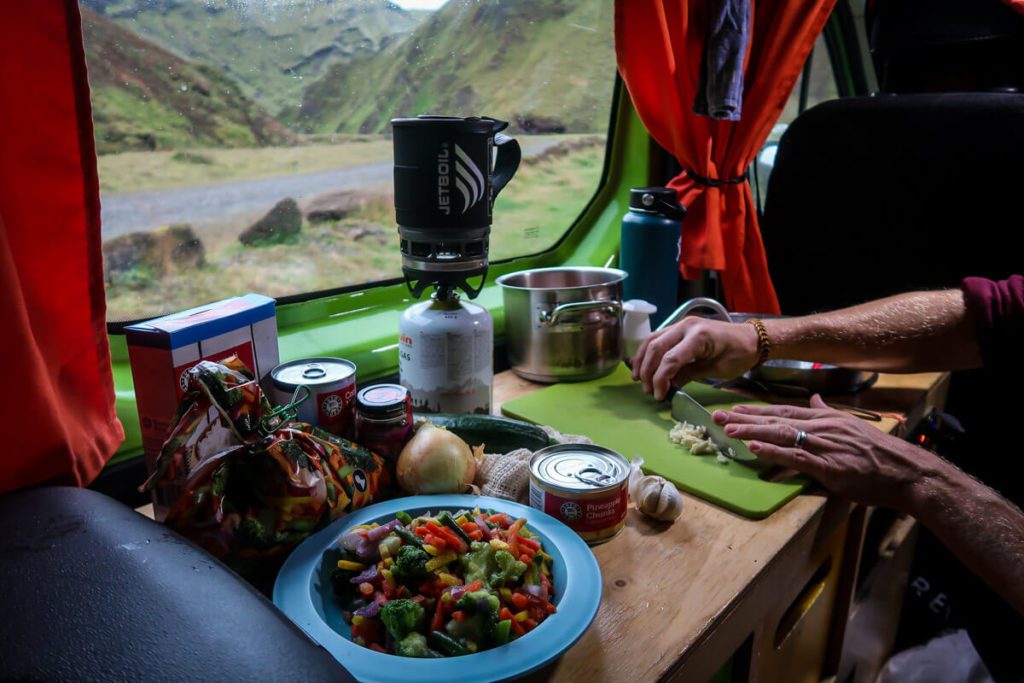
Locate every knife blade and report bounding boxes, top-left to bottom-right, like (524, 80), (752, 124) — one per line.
(670, 389), (760, 463)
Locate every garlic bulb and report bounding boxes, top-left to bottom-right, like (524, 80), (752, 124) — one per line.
(628, 457), (683, 522)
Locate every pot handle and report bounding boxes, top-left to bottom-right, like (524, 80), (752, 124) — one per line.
(538, 300), (622, 326)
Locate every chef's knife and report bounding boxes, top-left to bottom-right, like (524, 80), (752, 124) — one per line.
(670, 388), (760, 463)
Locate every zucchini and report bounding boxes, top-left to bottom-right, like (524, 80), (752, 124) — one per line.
(418, 413), (551, 454)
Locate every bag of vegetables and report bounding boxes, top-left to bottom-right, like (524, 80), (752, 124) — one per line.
(144, 357), (389, 581)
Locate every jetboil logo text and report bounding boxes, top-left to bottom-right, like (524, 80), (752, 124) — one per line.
(437, 142), (485, 215)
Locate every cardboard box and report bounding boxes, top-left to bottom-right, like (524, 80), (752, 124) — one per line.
(126, 294), (279, 512)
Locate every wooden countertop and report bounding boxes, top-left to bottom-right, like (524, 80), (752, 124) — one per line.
(136, 370), (948, 681)
(492, 370), (949, 682)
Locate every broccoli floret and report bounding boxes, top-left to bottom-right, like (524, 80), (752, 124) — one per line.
(489, 550), (528, 587)
(236, 517), (272, 546)
(395, 632), (441, 658)
(445, 613), (494, 645)
(380, 599), (425, 640)
(459, 541), (498, 585)
(448, 589), (500, 646)
(391, 545), (430, 583)
(456, 589), (500, 615)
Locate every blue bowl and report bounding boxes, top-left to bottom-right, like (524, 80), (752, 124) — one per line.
(274, 494), (602, 683)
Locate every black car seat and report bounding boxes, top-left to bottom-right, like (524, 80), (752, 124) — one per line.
(0, 486), (355, 683)
(758, 4), (1024, 678)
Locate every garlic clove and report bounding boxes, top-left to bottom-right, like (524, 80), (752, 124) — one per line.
(635, 474), (683, 521)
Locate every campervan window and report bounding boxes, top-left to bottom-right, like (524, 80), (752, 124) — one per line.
(80, 0), (618, 323)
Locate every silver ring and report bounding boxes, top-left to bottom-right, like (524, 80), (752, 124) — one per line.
(794, 430), (808, 448)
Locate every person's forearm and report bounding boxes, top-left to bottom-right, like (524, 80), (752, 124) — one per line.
(909, 457), (1024, 617)
(761, 290), (982, 373)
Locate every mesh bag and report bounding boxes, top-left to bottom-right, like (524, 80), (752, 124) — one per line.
(473, 426), (592, 504)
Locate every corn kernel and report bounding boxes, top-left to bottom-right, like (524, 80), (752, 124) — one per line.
(352, 615), (365, 626)
(384, 557), (394, 567)
(423, 544), (440, 556)
(455, 515), (469, 525)
(514, 610), (528, 622)
(499, 588), (512, 602)
(466, 641), (478, 653)
(489, 539), (510, 552)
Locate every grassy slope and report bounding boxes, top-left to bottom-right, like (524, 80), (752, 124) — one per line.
(85, 0), (425, 116)
(82, 7), (291, 153)
(289, 0), (616, 134)
(105, 141), (605, 320)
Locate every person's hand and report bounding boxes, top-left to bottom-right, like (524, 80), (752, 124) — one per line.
(630, 317), (759, 400)
(712, 395), (939, 511)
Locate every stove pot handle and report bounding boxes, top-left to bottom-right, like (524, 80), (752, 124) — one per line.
(539, 300), (622, 326)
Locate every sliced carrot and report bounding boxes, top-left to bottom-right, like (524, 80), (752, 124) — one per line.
(414, 526), (429, 537)
(499, 607), (515, 622)
(424, 533), (447, 549)
(465, 579), (483, 592)
(431, 595), (445, 632)
(460, 522), (479, 533)
(469, 530), (484, 541)
(508, 535), (519, 561)
(517, 535), (540, 551)
(451, 610), (468, 622)
(523, 618), (538, 631)
(510, 592), (528, 610)
(519, 553), (532, 564)
(488, 513), (509, 525)
(510, 618), (526, 637)
(544, 601), (557, 614)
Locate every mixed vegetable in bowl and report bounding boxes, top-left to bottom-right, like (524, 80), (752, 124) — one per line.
(331, 507), (557, 657)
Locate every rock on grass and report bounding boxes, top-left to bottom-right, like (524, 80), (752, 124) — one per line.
(239, 198), (302, 246)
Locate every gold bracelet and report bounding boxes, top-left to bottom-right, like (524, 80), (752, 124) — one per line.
(747, 318), (771, 370)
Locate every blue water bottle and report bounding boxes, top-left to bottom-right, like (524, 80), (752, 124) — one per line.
(620, 187), (687, 329)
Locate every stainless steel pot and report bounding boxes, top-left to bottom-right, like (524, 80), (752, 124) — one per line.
(496, 267), (626, 382)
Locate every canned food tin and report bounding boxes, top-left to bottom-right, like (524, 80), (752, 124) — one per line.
(269, 357), (357, 438)
(529, 444), (630, 545)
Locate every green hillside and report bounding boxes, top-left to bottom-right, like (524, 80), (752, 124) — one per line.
(82, 0), (426, 116)
(81, 7), (291, 154)
(287, 0), (616, 134)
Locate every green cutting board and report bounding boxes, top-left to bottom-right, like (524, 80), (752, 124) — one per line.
(501, 365), (807, 519)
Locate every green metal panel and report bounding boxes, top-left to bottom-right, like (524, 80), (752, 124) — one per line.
(106, 85), (651, 465)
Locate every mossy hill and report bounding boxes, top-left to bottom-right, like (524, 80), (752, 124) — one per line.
(287, 0), (615, 134)
(81, 7), (291, 154)
(81, 0), (426, 117)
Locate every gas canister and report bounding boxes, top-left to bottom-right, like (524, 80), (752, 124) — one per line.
(399, 289), (493, 415)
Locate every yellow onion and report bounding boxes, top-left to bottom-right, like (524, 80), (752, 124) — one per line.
(396, 423), (477, 494)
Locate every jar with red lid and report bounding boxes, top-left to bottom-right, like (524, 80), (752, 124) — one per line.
(354, 384), (413, 465)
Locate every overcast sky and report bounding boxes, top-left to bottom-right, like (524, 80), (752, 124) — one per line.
(392, 0), (449, 9)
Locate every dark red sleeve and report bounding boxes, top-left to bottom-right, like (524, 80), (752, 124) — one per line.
(962, 275), (1024, 371)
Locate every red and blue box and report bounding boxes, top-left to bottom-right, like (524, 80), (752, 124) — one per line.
(126, 294), (279, 512)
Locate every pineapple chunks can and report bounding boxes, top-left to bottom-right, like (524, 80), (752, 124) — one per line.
(528, 444), (630, 545)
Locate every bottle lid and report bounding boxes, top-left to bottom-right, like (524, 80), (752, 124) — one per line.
(629, 187), (687, 220)
(356, 384), (410, 417)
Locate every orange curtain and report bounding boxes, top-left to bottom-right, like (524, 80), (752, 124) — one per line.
(0, 1), (124, 493)
(615, 0), (835, 313)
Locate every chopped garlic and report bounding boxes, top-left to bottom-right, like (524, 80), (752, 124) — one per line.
(670, 420), (724, 457)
